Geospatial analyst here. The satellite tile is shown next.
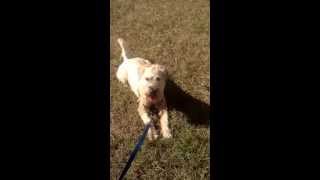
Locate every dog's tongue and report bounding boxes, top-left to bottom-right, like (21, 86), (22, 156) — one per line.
(149, 95), (157, 101)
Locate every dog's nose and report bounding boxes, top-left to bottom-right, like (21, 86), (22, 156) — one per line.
(149, 87), (157, 94)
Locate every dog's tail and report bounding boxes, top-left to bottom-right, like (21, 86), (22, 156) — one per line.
(117, 38), (128, 61)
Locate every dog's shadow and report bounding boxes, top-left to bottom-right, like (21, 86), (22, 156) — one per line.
(165, 79), (210, 127)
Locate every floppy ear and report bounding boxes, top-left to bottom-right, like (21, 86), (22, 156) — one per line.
(158, 65), (168, 79)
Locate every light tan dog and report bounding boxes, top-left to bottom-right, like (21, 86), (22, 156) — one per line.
(116, 38), (172, 140)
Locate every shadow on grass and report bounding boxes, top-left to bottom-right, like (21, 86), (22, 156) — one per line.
(165, 79), (210, 127)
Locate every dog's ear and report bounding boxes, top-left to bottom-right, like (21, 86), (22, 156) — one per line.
(158, 65), (168, 78)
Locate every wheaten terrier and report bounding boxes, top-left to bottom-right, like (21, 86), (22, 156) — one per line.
(116, 38), (172, 140)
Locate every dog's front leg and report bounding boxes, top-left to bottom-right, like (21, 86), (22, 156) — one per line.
(137, 102), (158, 140)
(159, 102), (172, 138)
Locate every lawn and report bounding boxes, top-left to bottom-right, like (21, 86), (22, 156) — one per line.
(110, 0), (210, 179)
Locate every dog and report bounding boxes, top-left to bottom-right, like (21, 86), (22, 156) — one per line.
(116, 38), (172, 140)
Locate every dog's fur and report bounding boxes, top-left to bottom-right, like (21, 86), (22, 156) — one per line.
(116, 38), (172, 140)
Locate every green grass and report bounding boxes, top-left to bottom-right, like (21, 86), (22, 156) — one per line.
(110, 0), (210, 179)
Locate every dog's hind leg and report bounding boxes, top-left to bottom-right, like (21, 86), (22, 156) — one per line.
(116, 64), (128, 85)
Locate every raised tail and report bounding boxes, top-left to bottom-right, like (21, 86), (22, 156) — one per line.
(117, 38), (128, 61)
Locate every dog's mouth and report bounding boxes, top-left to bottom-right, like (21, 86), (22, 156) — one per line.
(147, 89), (158, 102)
(148, 94), (157, 101)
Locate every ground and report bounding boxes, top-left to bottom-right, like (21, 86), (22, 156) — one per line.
(110, 0), (210, 179)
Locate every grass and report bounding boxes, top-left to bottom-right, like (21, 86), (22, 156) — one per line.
(110, 0), (210, 179)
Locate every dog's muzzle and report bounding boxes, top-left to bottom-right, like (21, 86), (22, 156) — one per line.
(147, 88), (158, 101)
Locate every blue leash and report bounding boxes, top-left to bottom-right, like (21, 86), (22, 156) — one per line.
(118, 122), (152, 180)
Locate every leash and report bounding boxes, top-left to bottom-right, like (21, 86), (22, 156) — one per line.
(118, 122), (152, 180)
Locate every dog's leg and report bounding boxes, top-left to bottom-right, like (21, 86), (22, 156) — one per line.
(116, 65), (128, 85)
(133, 88), (140, 99)
(138, 102), (158, 140)
(159, 101), (172, 138)
(159, 109), (172, 138)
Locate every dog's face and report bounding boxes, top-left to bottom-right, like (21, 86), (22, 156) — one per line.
(139, 64), (167, 103)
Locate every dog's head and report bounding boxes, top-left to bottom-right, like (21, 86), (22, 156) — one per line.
(139, 64), (167, 103)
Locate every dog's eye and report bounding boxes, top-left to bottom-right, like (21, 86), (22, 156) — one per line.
(156, 77), (160, 81)
(145, 77), (150, 81)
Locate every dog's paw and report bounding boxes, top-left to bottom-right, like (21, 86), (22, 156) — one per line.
(147, 133), (159, 141)
(153, 132), (159, 140)
(153, 130), (160, 139)
(162, 132), (172, 139)
(147, 133), (154, 141)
